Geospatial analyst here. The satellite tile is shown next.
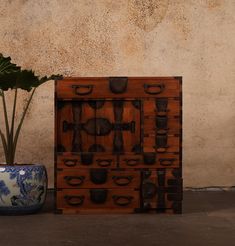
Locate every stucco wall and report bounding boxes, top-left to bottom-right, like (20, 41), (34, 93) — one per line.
(0, 0), (234, 188)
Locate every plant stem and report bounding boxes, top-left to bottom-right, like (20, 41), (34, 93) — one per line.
(8, 89), (17, 164)
(0, 129), (8, 164)
(12, 88), (36, 163)
(1, 91), (10, 142)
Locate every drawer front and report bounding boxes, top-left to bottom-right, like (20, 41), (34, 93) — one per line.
(57, 153), (117, 168)
(144, 98), (181, 117)
(57, 189), (139, 211)
(57, 169), (141, 189)
(143, 133), (180, 153)
(119, 153), (180, 168)
(56, 77), (180, 99)
(142, 168), (182, 188)
(144, 116), (181, 134)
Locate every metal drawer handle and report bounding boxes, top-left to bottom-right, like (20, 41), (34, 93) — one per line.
(64, 195), (85, 206)
(63, 159), (78, 167)
(112, 176), (133, 186)
(96, 159), (112, 167)
(123, 158), (140, 166)
(144, 83), (165, 95)
(159, 158), (176, 166)
(112, 195), (133, 206)
(64, 176), (85, 186)
(72, 84), (93, 95)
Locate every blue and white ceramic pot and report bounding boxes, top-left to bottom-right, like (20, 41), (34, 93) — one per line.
(0, 164), (47, 215)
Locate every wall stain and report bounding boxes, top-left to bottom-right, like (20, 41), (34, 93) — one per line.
(206, 0), (225, 9)
(128, 0), (169, 32)
(167, 2), (191, 41)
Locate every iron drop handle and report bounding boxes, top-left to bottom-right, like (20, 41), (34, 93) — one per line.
(159, 158), (176, 166)
(63, 159), (78, 167)
(64, 176), (85, 186)
(144, 83), (165, 95)
(112, 195), (133, 206)
(123, 158), (140, 166)
(72, 84), (94, 95)
(96, 159), (112, 167)
(64, 195), (85, 206)
(112, 176), (133, 186)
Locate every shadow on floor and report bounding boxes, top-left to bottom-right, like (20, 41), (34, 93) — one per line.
(41, 190), (235, 215)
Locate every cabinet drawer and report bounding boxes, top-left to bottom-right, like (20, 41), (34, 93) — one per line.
(144, 116), (181, 134)
(57, 169), (141, 189)
(119, 153), (180, 168)
(56, 189), (139, 213)
(57, 153), (117, 168)
(56, 77), (181, 99)
(144, 98), (181, 117)
(143, 133), (180, 153)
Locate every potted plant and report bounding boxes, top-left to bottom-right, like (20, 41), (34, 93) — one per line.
(0, 54), (61, 214)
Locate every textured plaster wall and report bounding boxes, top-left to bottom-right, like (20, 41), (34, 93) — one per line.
(0, 0), (235, 188)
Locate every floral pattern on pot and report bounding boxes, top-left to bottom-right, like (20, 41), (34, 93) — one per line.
(0, 164), (47, 212)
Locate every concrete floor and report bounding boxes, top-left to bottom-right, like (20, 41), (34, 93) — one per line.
(1, 191), (235, 246)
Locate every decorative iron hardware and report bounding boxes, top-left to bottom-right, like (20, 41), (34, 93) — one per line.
(159, 158), (176, 167)
(144, 83), (165, 95)
(142, 181), (157, 199)
(156, 116), (168, 130)
(109, 77), (128, 94)
(57, 144), (66, 152)
(156, 134), (168, 149)
(157, 169), (166, 186)
(132, 100), (141, 109)
(131, 144), (142, 153)
(90, 169), (108, 184)
(64, 195), (85, 206)
(72, 102), (82, 152)
(63, 118), (135, 136)
(64, 176), (85, 186)
(88, 100), (105, 109)
(167, 179), (182, 187)
(90, 189), (108, 204)
(96, 159), (112, 167)
(112, 176), (133, 186)
(81, 153), (93, 165)
(155, 98), (168, 112)
(124, 158), (140, 166)
(88, 144), (105, 152)
(112, 195), (133, 206)
(113, 100), (124, 153)
(63, 159), (78, 167)
(172, 168), (181, 178)
(71, 84), (94, 95)
(143, 153), (156, 165)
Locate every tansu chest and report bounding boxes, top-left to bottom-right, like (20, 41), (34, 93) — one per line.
(55, 77), (182, 214)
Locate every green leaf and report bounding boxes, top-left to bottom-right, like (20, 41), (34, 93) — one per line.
(0, 53), (62, 91)
(0, 53), (20, 74)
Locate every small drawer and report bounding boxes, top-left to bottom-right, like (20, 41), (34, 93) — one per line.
(144, 116), (181, 134)
(142, 168), (182, 187)
(56, 78), (107, 99)
(119, 153), (180, 168)
(143, 132), (180, 153)
(56, 189), (140, 212)
(144, 98), (181, 117)
(57, 169), (141, 189)
(57, 153), (117, 168)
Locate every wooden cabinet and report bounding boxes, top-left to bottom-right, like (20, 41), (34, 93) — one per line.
(55, 77), (182, 214)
